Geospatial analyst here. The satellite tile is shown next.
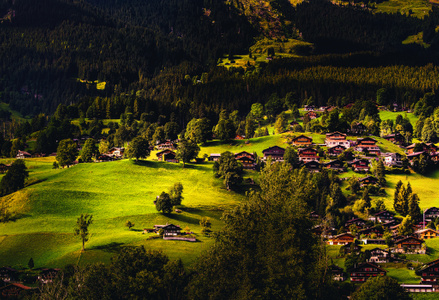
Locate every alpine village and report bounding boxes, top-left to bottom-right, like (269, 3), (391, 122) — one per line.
(6, 0), (439, 299)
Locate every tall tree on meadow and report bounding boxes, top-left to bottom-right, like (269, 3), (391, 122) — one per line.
(375, 159), (386, 187)
(274, 112), (288, 134)
(213, 151), (243, 191)
(169, 182), (184, 206)
(81, 138), (98, 162)
(0, 159), (29, 196)
(126, 136), (150, 161)
(156, 192), (173, 214)
(74, 214), (93, 251)
(176, 139), (200, 168)
(56, 139), (78, 168)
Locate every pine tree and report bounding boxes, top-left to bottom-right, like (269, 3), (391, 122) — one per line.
(362, 187), (371, 209)
(408, 193), (421, 221)
(375, 159), (386, 187)
(393, 180), (403, 214)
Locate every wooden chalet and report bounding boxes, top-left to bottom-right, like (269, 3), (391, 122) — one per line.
(107, 147), (124, 158)
(406, 143), (438, 155)
(382, 133), (404, 145)
(383, 153), (403, 167)
(311, 225), (337, 238)
(304, 105), (316, 111)
(327, 233), (355, 245)
(371, 210), (395, 223)
(262, 146), (285, 161)
(367, 248), (391, 264)
(415, 228), (439, 240)
(291, 135), (313, 147)
(327, 145), (346, 157)
(350, 122), (367, 135)
(0, 267), (17, 283)
(358, 226), (384, 238)
(350, 262), (387, 282)
(359, 176), (378, 186)
(425, 207), (439, 222)
(96, 154), (113, 162)
(156, 140), (177, 150)
(325, 132), (350, 148)
(154, 224), (181, 236)
(38, 268), (61, 284)
(340, 242), (362, 254)
(406, 151), (426, 163)
(298, 147), (319, 162)
(323, 159), (345, 172)
(304, 160), (320, 173)
(305, 111), (318, 120)
(401, 284), (436, 293)
(330, 265), (346, 281)
(345, 218), (366, 229)
(350, 158), (370, 172)
(0, 283), (34, 298)
(420, 258), (439, 284)
(156, 150), (178, 163)
(16, 150), (31, 159)
(361, 238), (386, 245)
(209, 153), (221, 162)
(394, 236), (425, 254)
(355, 137), (380, 155)
(234, 151), (255, 169)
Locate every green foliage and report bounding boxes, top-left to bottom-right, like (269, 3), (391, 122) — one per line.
(56, 139), (78, 167)
(399, 215), (414, 236)
(99, 139), (110, 155)
(81, 138), (98, 162)
(351, 276), (412, 300)
(0, 159), (29, 196)
(126, 136), (150, 161)
(213, 151), (243, 190)
(176, 139), (200, 167)
(156, 192), (173, 214)
(74, 214), (93, 251)
(169, 182), (184, 206)
(284, 146), (299, 168)
(125, 220), (135, 230)
(185, 118), (211, 144)
(274, 112), (288, 134)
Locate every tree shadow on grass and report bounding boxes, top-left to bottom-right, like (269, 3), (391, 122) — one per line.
(91, 242), (125, 253)
(165, 213), (201, 225)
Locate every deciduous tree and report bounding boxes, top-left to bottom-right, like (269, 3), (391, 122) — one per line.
(176, 139), (200, 167)
(126, 136), (150, 161)
(56, 139), (78, 168)
(74, 214), (93, 251)
(156, 192), (173, 214)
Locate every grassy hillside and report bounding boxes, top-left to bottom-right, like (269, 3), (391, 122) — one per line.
(0, 159), (246, 268)
(379, 110), (418, 127)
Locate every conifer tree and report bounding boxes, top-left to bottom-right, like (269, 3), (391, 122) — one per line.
(375, 159), (386, 187)
(393, 180), (403, 213)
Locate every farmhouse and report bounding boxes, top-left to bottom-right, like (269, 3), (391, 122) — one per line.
(350, 262), (387, 282)
(305, 111), (318, 119)
(38, 268), (61, 284)
(359, 176), (378, 186)
(156, 140), (177, 150)
(107, 147), (124, 158)
(325, 131), (350, 148)
(350, 158), (370, 172)
(298, 147), (319, 162)
(345, 217), (366, 229)
(355, 137), (380, 155)
(394, 236), (425, 254)
(323, 160), (345, 172)
(304, 160), (320, 173)
(156, 150), (178, 163)
(16, 150), (31, 159)
(262, 146), (285, 161)
(367, 248), (391, 264)
(330, 265), (346, 281)
(154, 224), (182, 236)
(327, 233), (355, 245)
(234, 151), (255, 169)
(382, 133), (404, 145)
(420, 258), (439, 284)
(383, 153), (403, 167)
(291, 134), (313, 147)
(370, 210), (395, 223)
(350, 122), (367, 135)
(209, 153), (221, 161)
(415, 228), (439, 240)
(327, 145), (346, 157)
(358, 225), (384, 238)
(424, 207), (439, 222)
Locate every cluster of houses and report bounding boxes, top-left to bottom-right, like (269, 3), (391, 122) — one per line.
(0, 267), (61, 298)
(317, 207), (439, 290)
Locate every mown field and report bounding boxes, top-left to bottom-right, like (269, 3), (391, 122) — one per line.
(0, 158), (247, 269)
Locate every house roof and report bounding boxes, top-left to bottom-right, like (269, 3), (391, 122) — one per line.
(352, 262), (387, 273)
(395, 236), (424, 244)
(332, 232), (355, 239)
(291, 134), (312, 141)
(262, 146), (285, 153)
(424, 207), (439, 214)
(326, 131), (346, 137)
(359, 176), (378, 182)
(156, 149), (176, 157)
(375, 210), (395, 216)
(0, 283), (33, 290)
(356, 137), (377, 143)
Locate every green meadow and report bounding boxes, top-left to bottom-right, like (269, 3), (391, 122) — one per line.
(0, 158), (246, 268)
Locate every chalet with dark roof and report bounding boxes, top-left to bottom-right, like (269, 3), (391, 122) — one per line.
(350, 262), (387, 282)
(107, 147), (124, 158)
(234, 151), (255, 169)
(345, 218), (366, 229)
(330, 265), (346, 281)
(38, 268), (61, 284)
(323, 160), (345, 172)
(156, 140), (177, 150)
(16, 150), (31, 159)
(311, 225), (337, 238)
(371, 210), (395, 223)
(358, 225), (384, 238)
(262, 146), (285, 161)
(382, 132), (404, 145)
(304, 105), (316, 111)
(291, 135), (313, 147)
(350, 158), (370, 172)
(350, 122), (367, 135)
(154, 224), (182, 236)
(420, 258), (439, 284)
(325, 132), (350, 148)
(355, 137), (380, 155)
(415, 228), (439, 240)
(406, 143), (438, 155)
(305, 111), (318, 120)
(340, 242), (363, 254)
(383, 153), (403, 167)
(304, 160), (320, 173)
(298, 147), (319, 162)
(209, 153), (221, 162)
(359, 176), (378, 186)
(424, 207), (439, 222)
(394, 236), (425, 254)
(327, 145), (346, 157)
(156, 149), (178, 163)
(327, 233), (355, 245)
(367, 248), (391, 264)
